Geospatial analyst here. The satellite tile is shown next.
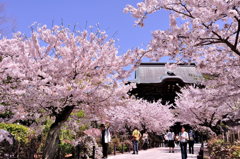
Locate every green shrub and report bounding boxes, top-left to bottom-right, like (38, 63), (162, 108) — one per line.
(232, 145), (240, 158)
(0, 123), (30, 143)
(116, 144), (128, 152)
(59, 127), (76, 155)
(59, 142), (74, 155)
(208, 138), (240, 159)
(60, 129), (74, 141)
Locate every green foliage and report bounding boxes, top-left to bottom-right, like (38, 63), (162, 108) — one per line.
(202, 73), (218, 81)
(42, 119), (54, 134)
(232, 148), (240, 158)
(0, 123), (30, 143)
(71, 110), (85, 118)
(116, 144), (128, 152)
(79, 124), (89, 131)
(208, 138), (240, 159)
(108, 137), (132, 154)
(60, 129), (74, 141)
(59, 128), (75, 155)
(59, 142), (74, 155)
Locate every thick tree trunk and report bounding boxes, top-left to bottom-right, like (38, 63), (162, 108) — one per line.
(42, 106), (74, 159)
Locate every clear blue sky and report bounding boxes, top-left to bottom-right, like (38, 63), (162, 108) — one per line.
(3, 0), (169, 56)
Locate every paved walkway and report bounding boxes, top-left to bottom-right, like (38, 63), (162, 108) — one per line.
(109, 144), (201, 159)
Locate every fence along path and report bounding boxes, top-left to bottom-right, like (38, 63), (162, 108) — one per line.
(109, 143), (201, 159)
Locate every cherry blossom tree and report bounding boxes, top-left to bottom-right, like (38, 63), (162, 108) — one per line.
(0, 25), (141, 159)
(125, 0), (240, 58)
(175, 86), (239, 135)
(125, 0), (240, 128)
(104, 99), (174, 134)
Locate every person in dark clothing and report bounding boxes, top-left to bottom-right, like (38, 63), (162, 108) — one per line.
(100, 124), (111, 159)
(188, 129), (195, 154)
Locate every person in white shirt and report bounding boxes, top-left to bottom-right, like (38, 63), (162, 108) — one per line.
(179, 127), (189, 159)
(142, 132), (149, 150)
(100, 124), (111, 159)
(166, 129), (175, 153)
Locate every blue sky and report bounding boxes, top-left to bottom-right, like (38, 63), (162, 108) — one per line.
(3, 0), (169, 56)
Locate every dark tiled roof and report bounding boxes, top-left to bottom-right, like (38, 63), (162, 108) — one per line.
(133, 63), (202, 84)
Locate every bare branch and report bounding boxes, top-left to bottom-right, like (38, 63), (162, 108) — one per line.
(234, 17), (240, 48)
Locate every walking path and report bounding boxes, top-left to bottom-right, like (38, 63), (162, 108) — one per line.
(109, 144), (201, 159)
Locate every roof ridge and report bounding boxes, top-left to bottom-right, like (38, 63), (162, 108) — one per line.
(139, 63), (196, 66)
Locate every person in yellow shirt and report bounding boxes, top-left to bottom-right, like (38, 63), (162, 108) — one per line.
(132, 127), (142, 154)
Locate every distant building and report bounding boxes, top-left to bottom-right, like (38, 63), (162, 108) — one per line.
(130, 63), (202, 105)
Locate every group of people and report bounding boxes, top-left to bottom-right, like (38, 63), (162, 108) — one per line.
(165, 127), (195, 159)
(100, 124), (195, 159)
(100, 125), (145, 159)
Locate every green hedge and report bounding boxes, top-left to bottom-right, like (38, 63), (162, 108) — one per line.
(0, 123), (30, 143)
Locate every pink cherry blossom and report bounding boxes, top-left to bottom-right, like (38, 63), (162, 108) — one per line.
(0, 25), (142, 159)
(84, 128), (101, 138)
(105, 99), (174, 134)
(125, 0), (240, 132)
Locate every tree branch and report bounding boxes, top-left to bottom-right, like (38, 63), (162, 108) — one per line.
(202, 23), (240, 56)
(234, 17), (240, 48)
(165, 7), (194, 18)
(179, 0), (193, 18)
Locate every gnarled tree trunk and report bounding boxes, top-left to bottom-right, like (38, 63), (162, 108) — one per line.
(43, 106), (74, 159)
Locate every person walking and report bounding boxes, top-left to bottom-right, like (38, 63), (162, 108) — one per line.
(166, 129), (175, 153)
(142, 132), (149, 150)
(164, 131), (169, 147)
(188, 129), (195, 154)
(100, 124), (111, 159)
(132, 127), (142, 154)
(175, 134), (180, 146)
(179, 127), (189, 159)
